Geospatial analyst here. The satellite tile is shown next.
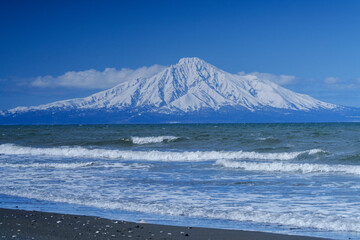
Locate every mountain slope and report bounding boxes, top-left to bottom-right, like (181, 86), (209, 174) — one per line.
(2, 57), (357, 124)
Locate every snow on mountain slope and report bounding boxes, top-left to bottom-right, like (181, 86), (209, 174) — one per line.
(9, 57), (338, 114)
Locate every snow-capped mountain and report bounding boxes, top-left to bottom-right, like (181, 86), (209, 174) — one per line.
(10, 57), (337, 114)
(2, 57), (357, 124)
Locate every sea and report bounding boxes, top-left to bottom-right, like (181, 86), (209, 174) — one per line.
(1, 123), (360, 239)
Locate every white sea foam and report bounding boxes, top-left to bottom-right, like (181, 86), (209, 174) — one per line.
(0, 162), (95, 169)
(0, 162), (149, 170)
(108, 162), (150, 170)
(2, 190), (360, 233)
(216, 159), (360, 175)
(0, 144), (324, 162)
(131, 136), (180, 144)
(257, 137), (278, 141)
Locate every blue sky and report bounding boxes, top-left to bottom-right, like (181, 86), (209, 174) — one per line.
(1, 0), (360, 109)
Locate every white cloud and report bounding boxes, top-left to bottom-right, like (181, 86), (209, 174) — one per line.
(237, 71), (296, 85)
(323, 77), (360, 90)
(324, 77), (340, 85)
(31, 65), (166, 89)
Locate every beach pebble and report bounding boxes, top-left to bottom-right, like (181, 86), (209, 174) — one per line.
(56, 220), (62, 223)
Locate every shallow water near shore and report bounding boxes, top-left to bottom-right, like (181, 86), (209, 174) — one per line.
(1, 123), (360, 239)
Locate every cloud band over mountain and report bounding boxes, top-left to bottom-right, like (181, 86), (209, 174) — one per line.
(31, 65), (166, 89)
(30, 64), (298, 91)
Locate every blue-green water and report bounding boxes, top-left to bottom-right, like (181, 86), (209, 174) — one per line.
(1, 123), (360, 239)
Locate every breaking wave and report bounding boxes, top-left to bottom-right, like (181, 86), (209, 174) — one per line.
(256, 137), (281, 143)
(0, 162), (95, 169)
(0, 162), (149, 170)
(216, 159), (360, 175)
(130, 136), (180, 144)
(0, 144), (325, 162)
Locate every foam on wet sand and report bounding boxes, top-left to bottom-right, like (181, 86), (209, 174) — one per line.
(0, 208), (327, 240)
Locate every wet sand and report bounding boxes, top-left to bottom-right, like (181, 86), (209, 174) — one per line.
(0, 208), (328, 240)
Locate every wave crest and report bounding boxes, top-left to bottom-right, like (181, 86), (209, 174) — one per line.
(216, 159), (360, 175)
(0, 162), (95, 169)
(0, 162), (149, 170)
(0, 144), (325, 162)
(130, 136), (180, 144)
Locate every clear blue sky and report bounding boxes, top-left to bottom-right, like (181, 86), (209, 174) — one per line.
(1, 0), (360, 109)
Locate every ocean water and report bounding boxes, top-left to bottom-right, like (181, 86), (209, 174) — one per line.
(1, 123), (360, 239)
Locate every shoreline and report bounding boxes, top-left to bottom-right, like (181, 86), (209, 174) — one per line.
(0, 207), (328, 240)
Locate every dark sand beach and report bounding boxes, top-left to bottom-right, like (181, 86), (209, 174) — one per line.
(0, 208), (327, 240)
